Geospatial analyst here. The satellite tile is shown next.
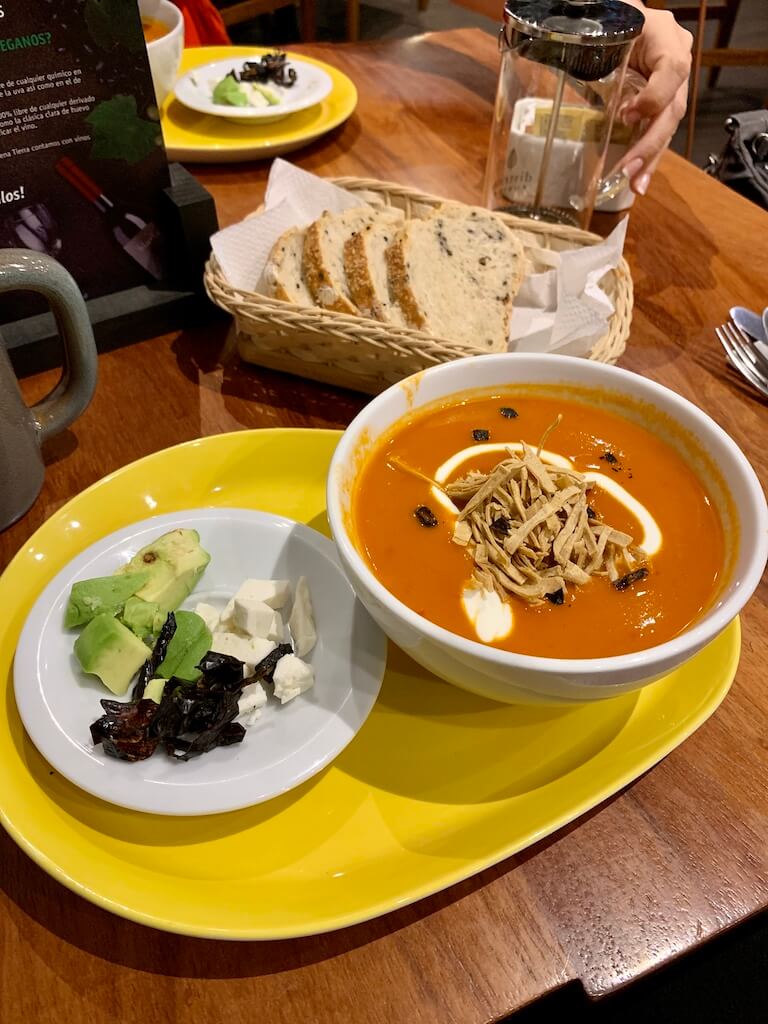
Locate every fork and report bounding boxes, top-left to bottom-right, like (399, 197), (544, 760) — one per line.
(716, 320), (768, 399)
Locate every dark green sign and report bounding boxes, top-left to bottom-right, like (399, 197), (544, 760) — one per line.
(0, 0), (171, 323)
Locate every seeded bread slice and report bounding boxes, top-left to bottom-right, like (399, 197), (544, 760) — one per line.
(343, 209), (406, 324)
(386, 207), (526, 350)
(263, 227), (315, 307)
(302, 208), (384, 315)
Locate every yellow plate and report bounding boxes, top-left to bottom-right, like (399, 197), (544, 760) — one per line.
(0, 430), (739, 939)
(161, 47), (358, 162)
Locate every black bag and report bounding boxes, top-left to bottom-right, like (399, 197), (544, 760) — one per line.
(705, 109), (768, 210)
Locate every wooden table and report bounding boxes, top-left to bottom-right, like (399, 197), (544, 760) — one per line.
(2, 28), (768, 1024)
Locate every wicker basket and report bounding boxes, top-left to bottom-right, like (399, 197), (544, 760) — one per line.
(204, 177), (633, 395)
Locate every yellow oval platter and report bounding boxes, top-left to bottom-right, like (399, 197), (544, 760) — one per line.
(0, 429), (739, 939)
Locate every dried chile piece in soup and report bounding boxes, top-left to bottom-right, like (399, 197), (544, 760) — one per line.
(586, 505), (598, 519)
(414, 505), (439, 528)
(600, 451), (622, 472)
(499, 407), (518, 419)
(132, 612), (177, 700)
(472, 429), (490, 442)
(613, 567), (649, 592)
(545, 589), (565, 606)
(490, 516), (511, 537)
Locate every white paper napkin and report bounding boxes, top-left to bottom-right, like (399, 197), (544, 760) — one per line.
(210, 159), (628, 354)
(211, 159), (361, 292)
(509, 217), (628, 356)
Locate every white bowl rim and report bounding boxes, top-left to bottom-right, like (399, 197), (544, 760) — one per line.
(327, 353), (768, 681)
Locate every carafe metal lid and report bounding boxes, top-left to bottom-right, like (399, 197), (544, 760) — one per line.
(503, 0), (644, 46)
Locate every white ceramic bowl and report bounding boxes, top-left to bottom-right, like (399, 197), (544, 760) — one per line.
(141, 0), (184, 108)
(327, 354), (768, 705)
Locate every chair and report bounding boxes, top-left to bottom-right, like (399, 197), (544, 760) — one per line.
(344, 0), (430, 42)
(648, 0), (743, 88)
(217, 0), (318, 42)
(648, 1), (768, 158)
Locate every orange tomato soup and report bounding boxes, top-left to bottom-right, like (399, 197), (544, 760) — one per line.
(352, 392), (725, 658)
(142, 16), (169, 43)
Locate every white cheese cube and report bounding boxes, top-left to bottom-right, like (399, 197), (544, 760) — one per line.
(237, 680), (267, 716)
(234, 578), (291, 610)
(240, 707), (262, 728)
(194, 602), (220, 633)
(288, 576), (317, 657)
(219, 598), (236, 630)
(210, 631), (275, 676)
(233, 597), (285, 641)
(272, 654), (314, 704)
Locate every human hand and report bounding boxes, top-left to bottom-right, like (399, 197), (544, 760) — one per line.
(618, 4), (693, 195)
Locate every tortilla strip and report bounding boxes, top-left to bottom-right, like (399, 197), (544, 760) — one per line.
(553, 494), (586, 566)
(505, 486), (581, 555)
(447, 436), (648, 606)
(522, 451), (558, 495)
(458, 465), (517, 521)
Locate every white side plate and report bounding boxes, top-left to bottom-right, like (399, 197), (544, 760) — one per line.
(174, 57), (333, 123)
(14, 509), (386, 816)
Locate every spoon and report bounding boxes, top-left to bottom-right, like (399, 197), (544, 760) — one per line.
(730, 306), (767, 342)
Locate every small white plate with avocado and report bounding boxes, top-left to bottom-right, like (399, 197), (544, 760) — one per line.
(173, 56), (333, 123)
(13, 508), (386, 816)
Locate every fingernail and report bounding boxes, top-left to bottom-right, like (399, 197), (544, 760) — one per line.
(623, 109), (641, 125)
(635, 172), (651, 196)
(623, 157), (644, 180)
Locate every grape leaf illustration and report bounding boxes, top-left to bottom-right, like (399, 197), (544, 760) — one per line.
(85, 0), (143, 54)
(86, 96), (160, 164)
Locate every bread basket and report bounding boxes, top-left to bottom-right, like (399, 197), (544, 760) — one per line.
(204, 176), (633, 395)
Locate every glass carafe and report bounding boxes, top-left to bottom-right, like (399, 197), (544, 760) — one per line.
(484, 0), (644, 228)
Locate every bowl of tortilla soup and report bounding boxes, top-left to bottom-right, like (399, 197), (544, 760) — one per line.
(326, 354), (767, 704)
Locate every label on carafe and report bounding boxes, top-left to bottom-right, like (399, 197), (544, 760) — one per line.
(501, 99), (611, 209)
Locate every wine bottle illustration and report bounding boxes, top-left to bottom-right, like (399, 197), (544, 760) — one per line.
(55, 156), (163, 280)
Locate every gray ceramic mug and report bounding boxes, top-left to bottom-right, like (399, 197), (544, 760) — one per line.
(0, 250), (97, 530)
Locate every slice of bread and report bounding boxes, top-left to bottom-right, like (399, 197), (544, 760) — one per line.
(386, 207), (526, 350)
(263, 227), (315, 307)
(303, 208), (382, 315)
(343, 209), (405, 324)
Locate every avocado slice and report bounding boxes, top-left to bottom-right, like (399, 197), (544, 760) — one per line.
(74, 614), (152, 696)
(143, 677), (166, 703)
(121, 596), (166, 638)
(213, 73), (248, 107)
(64, 572), (148, 629)
(156, 610), (212, 682)
(114, 529), (211, 613)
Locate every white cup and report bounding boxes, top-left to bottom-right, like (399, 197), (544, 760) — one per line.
(140, 0), (185, 108)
